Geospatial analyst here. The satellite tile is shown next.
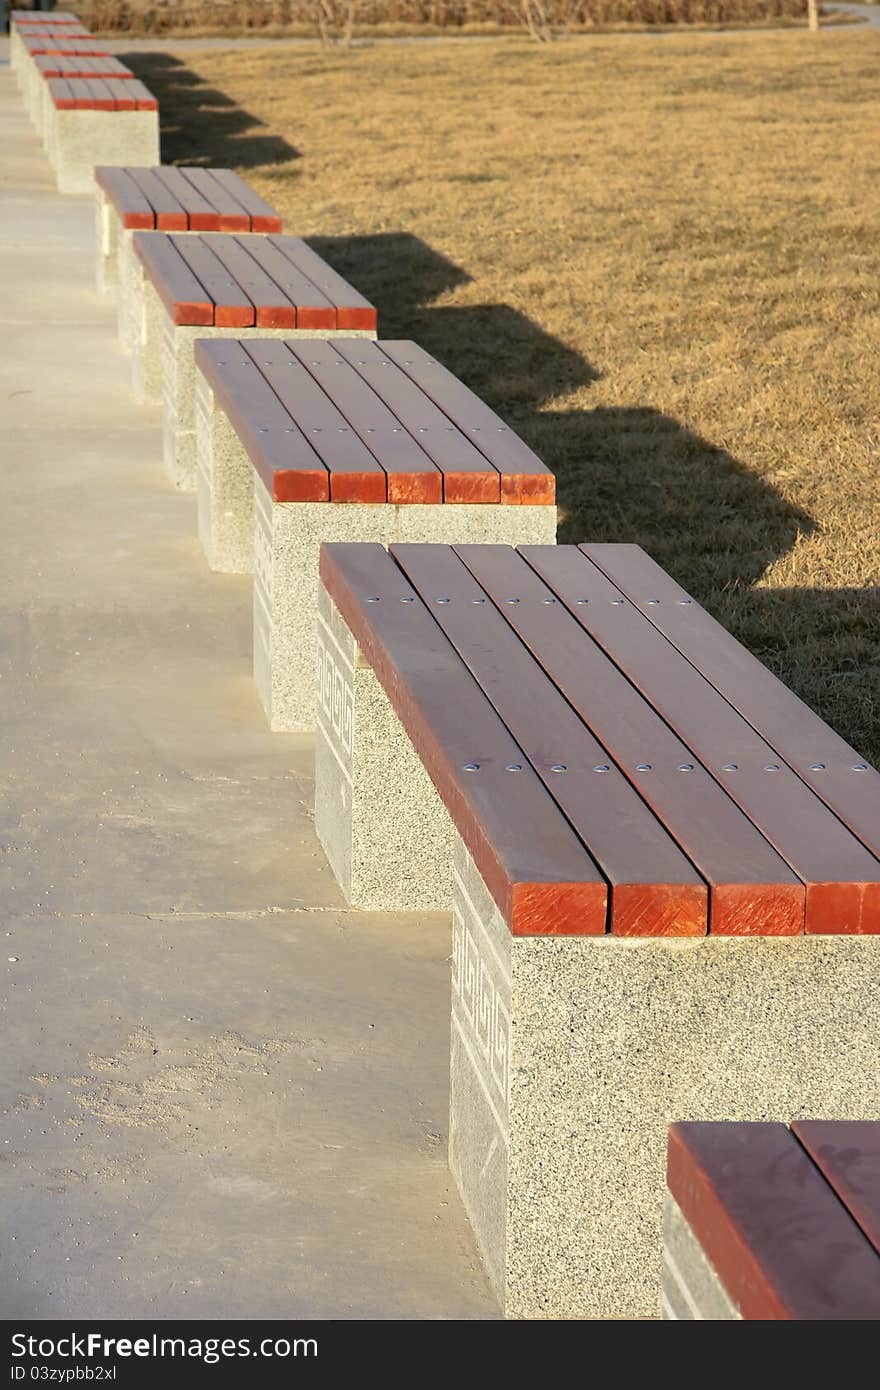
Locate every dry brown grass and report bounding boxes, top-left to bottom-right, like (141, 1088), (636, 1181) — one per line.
(125, 31), (880, 758)
(78, 0), (808, 40)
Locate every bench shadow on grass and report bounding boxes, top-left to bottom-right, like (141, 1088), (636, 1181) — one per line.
(310, 232), (880, 761)
(118, 52), (300, 170)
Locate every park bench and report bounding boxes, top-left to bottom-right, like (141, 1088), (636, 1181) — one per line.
(132, 230), (378, 498)
(315, 539), (880, 1319)
(666, 1122), (880, 1319)
(195, 338), (556, 731)
(34, 51), (159, 194)
(38, 58), (140, 138)
(94, 167), (283, 347)
(9, 13), (97, 114)
(17, 34), (111, 122)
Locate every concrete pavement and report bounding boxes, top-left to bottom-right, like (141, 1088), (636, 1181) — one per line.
(0, 47), (496, 1321)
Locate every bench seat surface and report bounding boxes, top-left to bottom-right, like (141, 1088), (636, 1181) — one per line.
(668, 1121), (880, 1319)
(24, 36), (110, 54)
(48, 77), (157, 112)
(135, 231), (377, 336)
(197, 338), (554, 505)
(320, 541), (880, 937)
(95, 166), (282, 234)
(37, 55), (136, 79)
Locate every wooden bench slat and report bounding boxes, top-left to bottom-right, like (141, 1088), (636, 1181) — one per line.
(523, 545), (880, 935)
(792, 1121), (880, 1257)
(231, 237), (337, 329)
(668, 1122), (880, 1320)
(332, 341), (501, 503)
(47, 77), (74, 109)
(392, 543), (709, 936)
(95, 166), (155, 228)
(84, 77), (115, 112)
(122, 168), (188, 229)
(126, 80), (159, 112)
(382, 340), (555, 505)
(205, 169), (283, 233)
(194, 340), (329, 502)
(133, 233), (213, 325)
(179, 169), (251, 232)
(584, 543), (880, 862)
(286, 341), (443, 505)
(269, 236), (377, 332)
(320, 543), (609, 934)
(172, 236), (255, 328)
(457, 544), (803, 935)
(143, 166), (217, 230)
(103, 78), (138, 112)
(239, 341), (387, 502)
(201, 235), (296, 328)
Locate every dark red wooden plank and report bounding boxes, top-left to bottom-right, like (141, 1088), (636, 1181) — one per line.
(172, 235), (253, 328)
(457, 545), (803, 935)
(65, 77), (96, 109)
(286, 341), (443, 505)
(320, 543), (608, 935)
(194, 339), (328, 502)
(524, 546), (880, 935)
(123, 169), (186, 229)
(584, 543), (880, 863)
(104, 78), (137, 112)
(234, 237), (336, 331)
(47, 78), (74, 109)
(332, 341), (500, 503)
(84, 78), (115, 112)
(201, 235), (296, 329)
(668, 1122), (880, 1320)
(132, 232), (212, 326)
(127, 80), (158, 112)
(272, 236), (377, 331)
(179, 169), (250, 232)
(95, 166), (154, 227)
(792, 1122), (880, 1257)
(381, 340), (555, 506)
(206, 169), (283, 233)
(239, 342), (386, 502)
(392, 544), (707, 936)
(145, 168), (218, 233)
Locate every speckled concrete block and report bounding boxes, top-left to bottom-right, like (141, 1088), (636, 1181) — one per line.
(661, 1194), (742, 1320)
(448, 838), (880, 1319)
(254, 482), (392, 732)
(257, 491), (555, 732)
(196, 375), (255, 572)
(132, 278), (164, 406)
(50, 110), (159, 196)
(94, 184), (115, 294)
(117, 224), (144, 356)
(313, 587), (454, 912)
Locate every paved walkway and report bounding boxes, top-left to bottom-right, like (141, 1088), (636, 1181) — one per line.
(0, 48), (495, 1321)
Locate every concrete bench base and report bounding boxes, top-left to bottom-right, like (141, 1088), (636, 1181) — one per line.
(95, 186), (119, 295)
(314, 584), (880, 1319)
(255, 487), (557, 735)
(48, 109), (159, 196)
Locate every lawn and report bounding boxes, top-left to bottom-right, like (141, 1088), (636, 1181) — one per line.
(127, 30), (880, 759)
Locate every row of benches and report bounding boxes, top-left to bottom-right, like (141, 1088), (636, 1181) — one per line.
(11, 18), (880, 1317)
(10, 9), (158, 190)
(81, 157), (880, 1321)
